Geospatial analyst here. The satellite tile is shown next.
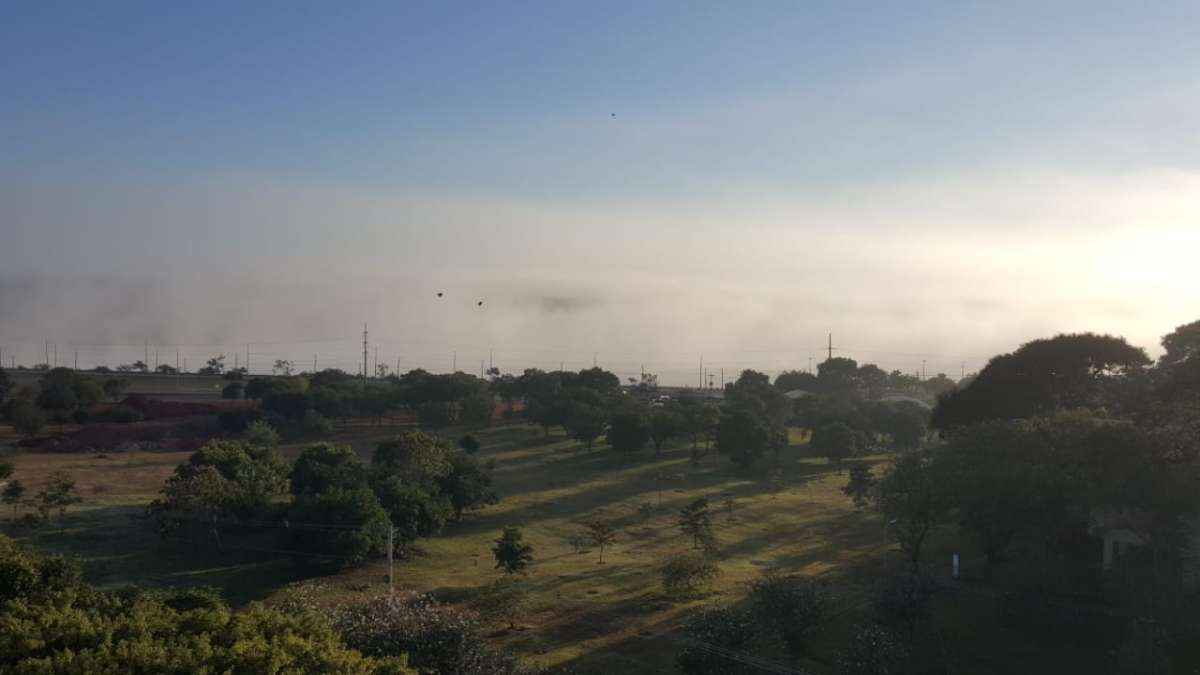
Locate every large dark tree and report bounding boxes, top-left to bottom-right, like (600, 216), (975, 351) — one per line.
(931, 333), (1150, 429)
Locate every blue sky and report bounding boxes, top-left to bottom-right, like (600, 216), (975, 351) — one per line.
(3, 2), (1200, 381)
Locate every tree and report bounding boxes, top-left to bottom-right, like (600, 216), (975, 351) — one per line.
(244, 420), (280, 448)
(648, 407), (683, 456)
(843, 462), (875, 508)
(0, 368), (10, 403)
(288, 486), (392, 565)
(2, 480), (25, 516)
(661, 553), (721, 597)
(273, 359), (294, 376)
(102, 378), (128, 401)
(7, 401), (45, 437)
(874, 450), (950, 573)
(36, 471), (81, 518)
(774, 369), (820, 394)
(811, 421), (859, 467)
(747, 572), (831, 658)
(222, 381), (245, 399)
(436, 452), (498, 520)
(459, 391), (494, 428)
(0, 537), (413, 674)
(198, 354), (226, 375)
(492, 526), (533, 574)
(583, 518), (618, 563)
(677, 498), (715, 551)
(374, 478), (451, 547)
(563, 399), (607, 451)
(606, 405), (649, 455)
(1158, 319), (1200, 369)
(291, 443), (368, 497)
(372, 431), (453, 486)
(716, 407), (769, 469)
(818, 357), (861, 399)
(416, 401), (453, 432)
(931, 332), (1150, 429)
(155, 364), (177, 375)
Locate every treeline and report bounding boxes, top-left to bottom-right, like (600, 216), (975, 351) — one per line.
(148, 429), (497, 565)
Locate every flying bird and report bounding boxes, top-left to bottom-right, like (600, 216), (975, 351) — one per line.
(477, 300), (484, 307)
(436, 292), (444, 298)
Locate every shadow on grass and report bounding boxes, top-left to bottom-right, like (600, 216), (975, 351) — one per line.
(2, 503), (331, 605)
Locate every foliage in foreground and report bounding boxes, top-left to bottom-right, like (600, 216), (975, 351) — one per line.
(0, 534), (414, 674)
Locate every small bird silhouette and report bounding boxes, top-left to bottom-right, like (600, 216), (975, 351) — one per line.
(477, 300), (484, 307)
(436, 292), (444, 298)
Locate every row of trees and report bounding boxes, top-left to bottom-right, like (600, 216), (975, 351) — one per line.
(148, 429), (498, 565)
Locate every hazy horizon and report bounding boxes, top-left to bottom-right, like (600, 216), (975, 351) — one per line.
(4, 2), (1199, 384)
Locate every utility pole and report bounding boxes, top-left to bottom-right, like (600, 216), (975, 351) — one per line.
(44, 340), (48, 366)
(314, 354), (318, 372)
(808, 355), (813, 373)
(246, 344), (251, 374)
(489, 348), (494, 372)
(720, 368), (725, 389)
(154, 348), (159, 371)
(699, 354), (703, 389)
(827, 333), (833, 361)
(176, 349), (180, 372)
(374, 345), (378, 378)
(144, 340), (148, 368)
(74, 349), (78, 371)
(452, 350), (457, 373)
(921, 359), (926, 380)
(53, 343), (57, 367)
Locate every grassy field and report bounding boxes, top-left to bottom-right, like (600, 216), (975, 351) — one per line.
(0, 421), (896, 672)
(0, 420), (1139, 673)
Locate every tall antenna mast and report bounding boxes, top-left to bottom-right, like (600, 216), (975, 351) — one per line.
(362, 324), (369, 380)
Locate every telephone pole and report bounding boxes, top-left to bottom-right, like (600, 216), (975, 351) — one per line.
(699, 354), (703, 389)
(246, 344), (251, 374)
(827, 333), (833, 361)
(74, 349), (78, 371)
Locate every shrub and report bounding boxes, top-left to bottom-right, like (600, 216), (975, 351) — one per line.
(676, 606), (759, 674)
(835, 623), (908, 675)
(335, 592), (519, 674)
(244, 420), (280, 449)
(107, 405), (144, 424)
(746, 572), (831, 658)
(661, 553), (721, 597)
(458, 434), (481, 454)
(872, 572), (941, 639)
(221, 381), (245, 400)
(303, 409), (335, 435)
